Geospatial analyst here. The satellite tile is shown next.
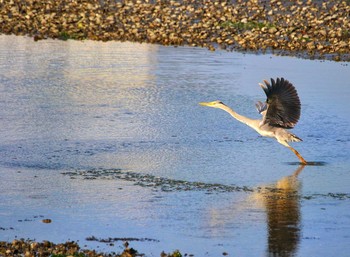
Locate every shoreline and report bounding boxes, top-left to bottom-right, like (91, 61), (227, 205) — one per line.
(0, 0), (349, 61)
(0, 239), (182, 257)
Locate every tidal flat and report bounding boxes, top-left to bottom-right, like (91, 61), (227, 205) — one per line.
(0, 35), (349, 256)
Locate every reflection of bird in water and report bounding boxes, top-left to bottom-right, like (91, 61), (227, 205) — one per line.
(206, 165), (305, 256)
(252, 165), (304, 257)
(200, 78), (307, 164)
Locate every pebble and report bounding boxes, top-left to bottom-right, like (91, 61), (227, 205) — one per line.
(0, 0), (349, 61)
(0, 238), (188, 256)
(0, 239), (141, 257)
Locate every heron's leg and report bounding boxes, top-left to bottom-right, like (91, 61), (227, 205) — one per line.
(292, 165), (305, 177)
(288, 146), (307, 165)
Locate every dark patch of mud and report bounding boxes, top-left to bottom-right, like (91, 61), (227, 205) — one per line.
(61, 169), (350, 201)
(86, 235), (159, 243)
(0, 227), (14, 231)
(61, 169), (255, 193)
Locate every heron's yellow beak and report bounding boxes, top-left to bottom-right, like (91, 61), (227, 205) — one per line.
(199, 101), (216, 107)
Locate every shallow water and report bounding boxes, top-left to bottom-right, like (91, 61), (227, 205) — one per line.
(0, 35), (350, 256)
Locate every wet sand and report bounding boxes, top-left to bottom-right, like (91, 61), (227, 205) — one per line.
(0, 0), (349, 61)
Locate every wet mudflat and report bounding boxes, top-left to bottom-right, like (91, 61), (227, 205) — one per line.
(0, 35), (350, 256)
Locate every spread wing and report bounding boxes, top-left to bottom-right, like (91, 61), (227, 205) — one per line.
(259, 78), (301, 129)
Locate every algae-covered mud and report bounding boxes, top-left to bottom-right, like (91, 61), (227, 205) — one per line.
(0, 0), (350, 61)
(0, 35), (350, 256)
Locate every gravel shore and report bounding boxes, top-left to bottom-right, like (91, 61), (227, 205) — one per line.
(0, 0), (349, 61)
(0, 239), (182, 257)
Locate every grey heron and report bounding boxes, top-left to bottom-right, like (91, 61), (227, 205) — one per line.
(199, 78), (307, 164)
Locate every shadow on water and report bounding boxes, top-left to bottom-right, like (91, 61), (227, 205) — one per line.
(286, 161), (327, 166)
(253, 165), (305, 257)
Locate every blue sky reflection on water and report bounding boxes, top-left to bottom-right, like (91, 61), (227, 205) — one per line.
(0, 35), (349, 257)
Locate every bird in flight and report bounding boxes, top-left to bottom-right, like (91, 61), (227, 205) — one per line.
(199, 78), (307, 164)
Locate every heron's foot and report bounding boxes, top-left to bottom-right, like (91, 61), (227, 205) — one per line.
(299, 158), (308, 165)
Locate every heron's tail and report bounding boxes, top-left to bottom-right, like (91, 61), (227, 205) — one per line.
(289, 133), (302, 142)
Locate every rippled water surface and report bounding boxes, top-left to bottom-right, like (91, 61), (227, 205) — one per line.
(0, 35), (350, 256)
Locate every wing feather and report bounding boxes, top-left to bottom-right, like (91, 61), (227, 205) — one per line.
(255, 100), (267, 114)
(260, 78), (301, 129)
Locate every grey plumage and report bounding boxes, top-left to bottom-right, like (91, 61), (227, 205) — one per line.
(255, 100), (267, 114)
(199, 77), (307, 164)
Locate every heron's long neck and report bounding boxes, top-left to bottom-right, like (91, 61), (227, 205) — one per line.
(220, 105), (258, 129)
